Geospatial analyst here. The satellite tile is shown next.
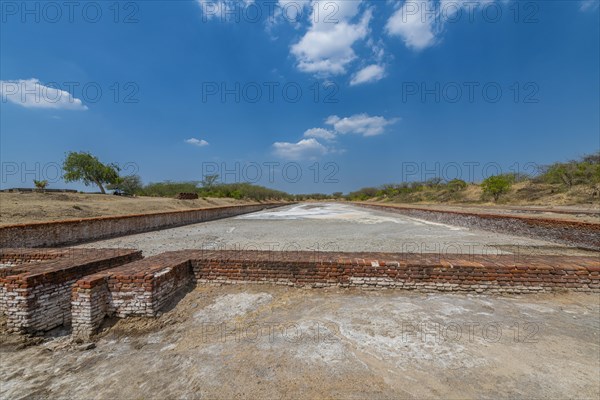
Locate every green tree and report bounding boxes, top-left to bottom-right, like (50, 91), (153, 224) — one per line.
(62, 152), (120, 194)
(143, 181), (200, 197)
(481, 175), (512, 202)
(542, 163), (575, 187)
(540, 152), (600, 187)
(107, 175), (143, 195)
(348, 187), (378, 201)
(33, 179), (48, 191)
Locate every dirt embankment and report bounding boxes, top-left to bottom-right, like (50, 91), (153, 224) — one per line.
(0, 192), (279, 226)
(375, 182), (600, 208)
(358, 201), (599, 224)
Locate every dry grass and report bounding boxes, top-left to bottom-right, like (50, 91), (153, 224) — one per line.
(0, 192), (266, 226)
(380, 183), (599, 207)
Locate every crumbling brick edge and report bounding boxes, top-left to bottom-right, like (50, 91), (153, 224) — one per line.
(353, 202), (600, 250)
(70, 250), (600, 339)
(0, 248), (143, 334)
(0, 203), (287, 248)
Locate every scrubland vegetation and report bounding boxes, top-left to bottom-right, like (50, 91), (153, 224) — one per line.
(23, 152), (600, 205)
(345, 153), (599, 205)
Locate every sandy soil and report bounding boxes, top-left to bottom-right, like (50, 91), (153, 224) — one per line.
(1, 286), (598, 399)
(0, 192), (263, 226)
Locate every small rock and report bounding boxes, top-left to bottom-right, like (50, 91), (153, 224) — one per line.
(78, 343), (96, 351)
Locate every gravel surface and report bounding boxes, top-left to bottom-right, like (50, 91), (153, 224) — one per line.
(78, 203), (594, 256)
(366, 202), (600, 223)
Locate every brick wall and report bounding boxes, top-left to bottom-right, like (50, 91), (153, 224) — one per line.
(353, 203), (600, 250)
(72, 253), (192, 338)
(0, 248), (67, 268)
(70, 250), (599, 338)
(0, 203), (285, 248)
(189, 251), (600, 293)
(71, 281), (109, 339)
(0, 248), (142, 334)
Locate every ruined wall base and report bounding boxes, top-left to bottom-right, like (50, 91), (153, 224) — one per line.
(70, 250), (600, 338)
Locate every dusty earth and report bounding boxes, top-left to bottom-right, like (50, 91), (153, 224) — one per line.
(77, 203), (597, 257)
(1, 191), (597, 227)
(1, 286), (598, 399)
(0, 192), (260, 226)
(2, 201), (598, 398)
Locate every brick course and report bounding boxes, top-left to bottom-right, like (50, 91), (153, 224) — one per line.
(71, 250), (599, 338)
(0, 248), (142, 334)
(0, 203), (285, 248)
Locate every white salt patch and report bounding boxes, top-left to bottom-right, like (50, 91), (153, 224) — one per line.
(194, 293), (273, 323)
(238, 203), (411, 225)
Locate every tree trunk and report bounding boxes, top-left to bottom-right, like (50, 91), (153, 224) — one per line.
(96, 181), (106, 194)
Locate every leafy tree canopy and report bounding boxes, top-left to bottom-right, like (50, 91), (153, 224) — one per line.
(481, 175), (512, 202)
(62, 152), (120, 194)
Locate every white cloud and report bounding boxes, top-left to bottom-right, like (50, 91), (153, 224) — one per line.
(303, 127), (337, 141)
(272, 138), (329, 160)
(290, 1), (372, 76)
(385, 0), (439, 50)
(350, 64), (386, 85)
(185, 138), (210, 147)
(198, 0), (387, 83)
(386, 1), (500, 51)
(579, 0), (599, 12)
(274, 112), (397, 159)
(325, 113), (397, 137)
(0, 78), (88, 110)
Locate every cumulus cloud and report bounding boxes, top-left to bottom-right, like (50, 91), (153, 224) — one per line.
(386, 0), (500, 51)
(385, 0), (439, 50)
(0, 78), (88, 110)
(198, 0), (387, 83)
(579, 0), (599, 12)
(350, 64), (386, 85)
(303, 127), (337, 141)
(275, 113), (397, 159)
(272, 138), (329, 160)
(290, 1), (372, 76)
(325, 113), (397, 137)
(185, 138), (210, 147)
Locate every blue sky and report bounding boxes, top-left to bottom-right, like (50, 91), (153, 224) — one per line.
(1, 0), (599, 194)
